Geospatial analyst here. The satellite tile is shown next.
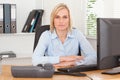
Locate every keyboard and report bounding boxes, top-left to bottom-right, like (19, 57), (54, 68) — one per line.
(57, 64), (97, 73)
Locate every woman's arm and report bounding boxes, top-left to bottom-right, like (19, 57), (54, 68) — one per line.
(32, 31), (60, 66)
(60, 55), (84, 62)
(53, 55), (84, 67)
(75, 29), (97, 65)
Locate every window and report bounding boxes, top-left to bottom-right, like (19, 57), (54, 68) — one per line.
(86, 0), (104, 37)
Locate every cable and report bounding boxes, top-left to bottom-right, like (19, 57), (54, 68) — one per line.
(86, 75), (93, 80)
(55, 71), (94, 80)
(54, 71), (86, 77)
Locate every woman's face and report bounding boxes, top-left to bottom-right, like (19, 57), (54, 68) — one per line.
(54, 8), (69, 31)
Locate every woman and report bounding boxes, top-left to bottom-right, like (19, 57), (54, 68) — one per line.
(32, 3), (96, 67)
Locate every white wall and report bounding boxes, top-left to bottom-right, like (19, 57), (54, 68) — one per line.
(113, 0), (120, 18)
(103, 0), (120, 18)
(0, 33), (34, 58)
(104, 0), (114, 18)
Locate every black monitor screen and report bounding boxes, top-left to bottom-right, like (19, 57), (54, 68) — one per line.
(97, 18), (120, 69)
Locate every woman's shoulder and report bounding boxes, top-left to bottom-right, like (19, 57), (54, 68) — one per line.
(41, 30), (51, 37)
(41, 30), (51, 34)
(72, 27), (83, 34)
(71, 27), (86, 38)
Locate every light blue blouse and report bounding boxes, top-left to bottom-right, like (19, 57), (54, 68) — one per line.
(32, 28), (97, 66)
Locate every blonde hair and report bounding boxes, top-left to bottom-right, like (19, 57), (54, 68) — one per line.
(50, 3), (72, 32)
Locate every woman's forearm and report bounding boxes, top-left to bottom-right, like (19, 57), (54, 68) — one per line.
(60, 55), (84, 62)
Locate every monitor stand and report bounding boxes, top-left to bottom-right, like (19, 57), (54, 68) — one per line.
(102, 67), (120, 75)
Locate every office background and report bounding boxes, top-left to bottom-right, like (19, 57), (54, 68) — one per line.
(0, 0), (120, 58)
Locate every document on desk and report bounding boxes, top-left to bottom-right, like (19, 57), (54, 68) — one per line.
(102, 67), (120, 75)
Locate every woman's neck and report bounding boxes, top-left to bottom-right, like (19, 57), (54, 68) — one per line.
(56, 29), (68, 43)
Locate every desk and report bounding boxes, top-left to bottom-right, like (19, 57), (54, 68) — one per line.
(0, 65), (120, 80)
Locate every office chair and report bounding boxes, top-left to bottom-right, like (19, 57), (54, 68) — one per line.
(33, 25), (50, 51)
(33, 25), (81, 55)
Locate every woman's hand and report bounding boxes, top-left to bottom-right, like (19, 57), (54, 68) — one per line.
(60, 55), (84, 62)
(53, 56), (84, 68)
(53, 61), (75, 68)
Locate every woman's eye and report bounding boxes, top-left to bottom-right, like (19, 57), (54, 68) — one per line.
(63, 16), (68, 19)
(55, 15), (68, 19)
(55, 16), (60, 19)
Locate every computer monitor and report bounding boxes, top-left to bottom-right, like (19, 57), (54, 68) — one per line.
(97, 18), (120, 69)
